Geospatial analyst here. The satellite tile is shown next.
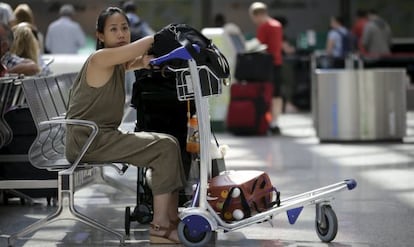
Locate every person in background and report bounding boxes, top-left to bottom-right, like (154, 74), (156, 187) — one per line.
(13, 3), (45, 54)
(326, 16), (350, 58)
(45, 4), (86, 54)
(249, 2), (284, 135)
(121, 0), (155, 96)
(11, 23), (51, 76)
(65, 7), (184, 244)
(361, 9), (392, 56)
(213, 13), (226, 27)
(273, 16), (297, 113)
(0, 22), (40, 76)
(122, 0), (154, 42)
(0, 2), (14, 26)
(351, 9), (369, 53)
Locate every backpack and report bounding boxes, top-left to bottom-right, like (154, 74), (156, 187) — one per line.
(130, 21), (145, 42)
(150, 23), (230, 79)
(334, 29), (353, 57)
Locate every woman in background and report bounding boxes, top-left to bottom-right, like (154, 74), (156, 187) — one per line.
(13, 3), (44, 53)
(11, 23), (51, 76)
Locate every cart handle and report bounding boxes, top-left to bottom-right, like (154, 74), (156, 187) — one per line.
(150, 44), (200, 66)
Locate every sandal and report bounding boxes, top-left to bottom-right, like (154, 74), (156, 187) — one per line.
(150, 222), (180, 244)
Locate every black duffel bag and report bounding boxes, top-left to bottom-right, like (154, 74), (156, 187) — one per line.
(151, 23), (230, 80)
(235, 52), (273, 82)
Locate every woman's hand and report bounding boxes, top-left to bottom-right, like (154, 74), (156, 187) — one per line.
(125, 54), (154, 71)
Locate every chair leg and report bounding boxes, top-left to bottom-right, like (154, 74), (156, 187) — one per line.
(8, 173), (125, 246)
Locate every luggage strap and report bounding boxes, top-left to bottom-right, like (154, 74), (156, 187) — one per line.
(221, 185), (281, 218)
(222, 186), (251, 218)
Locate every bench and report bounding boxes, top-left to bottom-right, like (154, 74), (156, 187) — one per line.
(7, 73), (129, 245)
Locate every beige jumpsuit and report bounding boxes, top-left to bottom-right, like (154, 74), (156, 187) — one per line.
(65, 58), (186, 195)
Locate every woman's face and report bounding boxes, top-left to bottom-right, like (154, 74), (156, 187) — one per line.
(98, 13), (130, 48)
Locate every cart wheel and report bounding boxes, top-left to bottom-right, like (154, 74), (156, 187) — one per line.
(177, 221), (212, 247)
(125, 206), (131, 235)
(315, 205), (338, 242)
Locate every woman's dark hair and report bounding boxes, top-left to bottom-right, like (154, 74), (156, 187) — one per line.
(95, 7), (129, 50)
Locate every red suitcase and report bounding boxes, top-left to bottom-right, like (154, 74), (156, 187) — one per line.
(207, 170), (280, 221)
(226, 82), (273, 135)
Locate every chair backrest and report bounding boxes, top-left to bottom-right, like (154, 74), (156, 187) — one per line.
(0, 79), (13, 148)
(45, 76), (66, 117)
(55, 72), (77, 108)
(21, 76), (69, 170)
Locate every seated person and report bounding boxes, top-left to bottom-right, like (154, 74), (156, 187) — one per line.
(0, 22), (40, 76)
(65, 7), (185, 244)
(11, 22), (51, 76)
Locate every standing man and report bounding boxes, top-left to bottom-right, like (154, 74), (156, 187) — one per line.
(326, 16), (350, 58)
(325, 16), (351, 68)
(249, 2), (283, 135)
(361, 9), (392, 56)
(351, 9), (369, 53)
(45, 4), (85, 54)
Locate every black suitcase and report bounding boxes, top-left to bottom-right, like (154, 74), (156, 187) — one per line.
(235, 52), (274, 82)
(132, 69), (195, 161)
(0, 106), (57, 205)
(125, 70), (194, 233)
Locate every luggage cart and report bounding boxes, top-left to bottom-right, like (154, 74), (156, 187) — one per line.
(151, 45), (357, 247)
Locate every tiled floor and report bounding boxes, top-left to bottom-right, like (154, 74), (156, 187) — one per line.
(1, 112), (414, 247)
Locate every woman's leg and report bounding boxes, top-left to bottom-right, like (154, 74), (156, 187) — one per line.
(151, 193), (180, 243)
(168, 191), (180, 223)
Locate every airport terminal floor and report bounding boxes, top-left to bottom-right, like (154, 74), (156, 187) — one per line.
(1, 111), (414, 247)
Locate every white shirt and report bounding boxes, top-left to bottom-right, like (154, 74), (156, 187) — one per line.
(45, 16), (86, 54)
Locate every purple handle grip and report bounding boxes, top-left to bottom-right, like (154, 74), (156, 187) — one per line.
(150, 44), (200, 66)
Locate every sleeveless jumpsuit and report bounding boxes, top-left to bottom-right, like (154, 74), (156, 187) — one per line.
(65, 58), (186, 195)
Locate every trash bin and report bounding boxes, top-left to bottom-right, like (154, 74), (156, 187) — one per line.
(313, 68), (408, 142)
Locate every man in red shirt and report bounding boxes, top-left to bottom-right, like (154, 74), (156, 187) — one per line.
(249, 2), (283, 135)
(351, 9), (368, 54)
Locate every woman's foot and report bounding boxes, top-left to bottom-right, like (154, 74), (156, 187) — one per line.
(149, 222), (180, 244)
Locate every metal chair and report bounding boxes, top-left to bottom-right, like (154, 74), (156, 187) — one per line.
(8, 75), (128, 246)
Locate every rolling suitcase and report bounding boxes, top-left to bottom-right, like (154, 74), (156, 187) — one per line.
(125, 69), (194, 233)
(132, 69), (194, 169)
(207, 170), (280, 221)
(226, 82), (273, 135)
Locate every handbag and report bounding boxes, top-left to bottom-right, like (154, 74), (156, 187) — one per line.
(207, 170), (280, 221)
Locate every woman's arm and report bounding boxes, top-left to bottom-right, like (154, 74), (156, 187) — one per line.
(124, 54), (154, 71)
(87, 36), (154, 87)
(8, 59), (41, 76)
